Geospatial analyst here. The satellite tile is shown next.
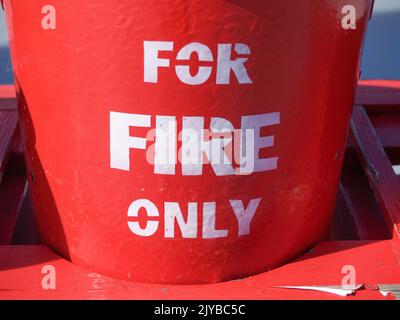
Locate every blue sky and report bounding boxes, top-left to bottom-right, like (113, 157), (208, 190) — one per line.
(361, 0), (400, 79)
(1, 0), (400, 83)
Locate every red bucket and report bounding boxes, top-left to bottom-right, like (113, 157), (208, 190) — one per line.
(3, 0), (373, 284)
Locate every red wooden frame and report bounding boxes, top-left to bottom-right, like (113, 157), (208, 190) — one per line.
(0, 81), (399, 300)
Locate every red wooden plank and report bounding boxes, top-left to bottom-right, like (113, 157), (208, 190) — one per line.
(5, 127), (26, 174)
(0, 85), (15, 98)
(350, 106), (400, 240)
(0, 241), (398, 300)
(0, 110), (19, 183)
(370, 115), (400, 149)
(329, 187), (359, 240)
(1, 84), (399, 152)
(0, 173), (27, 244)
(356, 80), (400, 108)
(8, 191), (38, 245)
(1, 84), (399, 300)
(2, 81), (399, 109)
(0, 85), (16, 111)
(340, 166), (391, 240)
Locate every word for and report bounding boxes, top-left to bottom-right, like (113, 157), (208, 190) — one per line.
(144, 41), (253, 85)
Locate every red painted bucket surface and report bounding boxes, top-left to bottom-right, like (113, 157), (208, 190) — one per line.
(4, 0), (372, 284)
